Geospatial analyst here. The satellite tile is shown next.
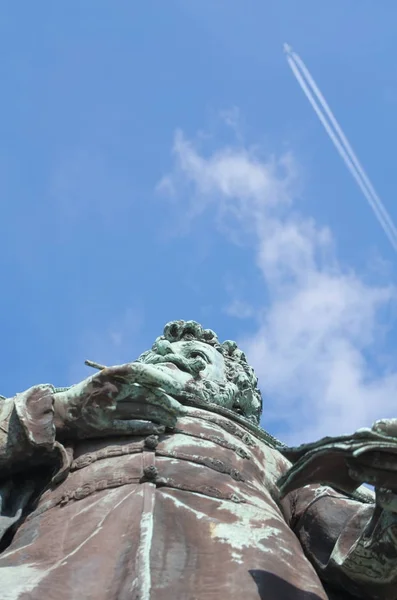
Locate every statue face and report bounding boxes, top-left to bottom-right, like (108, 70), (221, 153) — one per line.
(137, 324), (262, 423)
(166, 341), (226, 382)
(148, 340), (227, 387)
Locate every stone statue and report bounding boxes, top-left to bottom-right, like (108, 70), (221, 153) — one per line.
(0, 319), (397, 600)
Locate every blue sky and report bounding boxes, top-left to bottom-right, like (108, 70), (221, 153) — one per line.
(2, 1), (397, 443)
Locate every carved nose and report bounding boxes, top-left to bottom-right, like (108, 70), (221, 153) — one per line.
(155, 339), (174, 356)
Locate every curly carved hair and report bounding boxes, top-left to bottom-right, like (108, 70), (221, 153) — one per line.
(151, 320), (263, 424)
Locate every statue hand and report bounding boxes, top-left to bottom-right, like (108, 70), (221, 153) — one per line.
(372, 419), (397, 512)
(54, 362), (187, 440)
(345, 418), (397, 512)
(372, 418), (397, 438)
(278, 424), (397, 502)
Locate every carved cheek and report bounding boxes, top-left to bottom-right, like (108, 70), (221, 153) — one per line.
(202, 365), (222, 383)
(212, 365), (227, 383)
(203, 354), (226, 383)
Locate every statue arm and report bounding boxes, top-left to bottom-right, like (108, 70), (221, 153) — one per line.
(0, 385), (71, 552)
(0, 384), (61, 476)
(0, 361), (182, 474)
(290, 484), (397, 599)
(0, 359), (192, 475)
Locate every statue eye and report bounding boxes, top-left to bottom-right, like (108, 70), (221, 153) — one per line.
(189, 350), (210, 363)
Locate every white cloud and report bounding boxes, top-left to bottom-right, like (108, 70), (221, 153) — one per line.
(159, 125), (397, 444)
(219, 106), (243, 135)
(225, 299), (254, 319)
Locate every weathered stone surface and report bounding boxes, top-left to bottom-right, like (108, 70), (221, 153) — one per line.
(0, 320), (396, 599)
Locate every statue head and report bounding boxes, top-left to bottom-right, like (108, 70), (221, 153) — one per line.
(137, 320), (262, 424)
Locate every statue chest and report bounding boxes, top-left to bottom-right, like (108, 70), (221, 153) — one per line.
(38, 408), (290, 512)
(3, 412), (328, 600)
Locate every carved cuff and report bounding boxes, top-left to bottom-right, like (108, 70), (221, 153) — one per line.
(329, 506), (397, 596)
(14, 384), (57, 450)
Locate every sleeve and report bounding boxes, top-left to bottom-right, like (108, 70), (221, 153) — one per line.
(288, 484), (397, 600)
(0, 385), (72, 551)
(0, 384), (64, 475)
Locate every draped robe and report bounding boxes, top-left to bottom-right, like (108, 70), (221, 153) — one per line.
(0, 387), (396, 600)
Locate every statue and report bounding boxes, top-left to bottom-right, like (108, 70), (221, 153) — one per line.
(0, 319), (396, 599)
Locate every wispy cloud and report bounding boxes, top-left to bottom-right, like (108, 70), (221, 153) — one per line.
(225, 299), (254, 319)
(159, 123), (397, 444)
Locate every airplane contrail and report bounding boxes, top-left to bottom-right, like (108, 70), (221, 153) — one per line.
(285, 52), (397, 251)
(284, 44), (397, 252)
